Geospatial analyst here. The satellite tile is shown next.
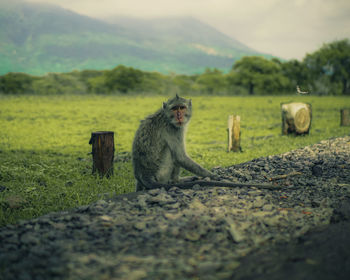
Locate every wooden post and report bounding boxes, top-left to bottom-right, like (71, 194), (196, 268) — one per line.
(89, 131), (115, 177)
(340, 109), (350, 126)
(281, 102), (312, 135)
(227, 115), (241, 152)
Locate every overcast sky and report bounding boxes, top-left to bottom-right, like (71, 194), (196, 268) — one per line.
(25, 0), (350, 60)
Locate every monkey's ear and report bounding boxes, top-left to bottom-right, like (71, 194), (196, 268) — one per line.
(176, 93), (179, 99)
(163, 102), (167, 109)
(189, 99), (192, 107)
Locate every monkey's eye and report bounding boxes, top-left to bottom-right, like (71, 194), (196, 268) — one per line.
(171, 105), (186, 111)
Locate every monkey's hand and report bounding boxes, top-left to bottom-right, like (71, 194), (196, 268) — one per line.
(208, 172), (221, 181)
(179, 176), (199, 182)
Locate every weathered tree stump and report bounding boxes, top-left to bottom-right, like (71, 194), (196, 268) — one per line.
(227, 115), (241, 152)
(281, 102), (312, 135)
(89, 131), (115, 177)
(340, 109), (350, 126)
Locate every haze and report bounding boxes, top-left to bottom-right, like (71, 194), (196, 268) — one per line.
(24, 0), (350, 60)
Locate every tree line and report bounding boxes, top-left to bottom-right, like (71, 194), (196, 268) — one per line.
(0, 39), (349, 96)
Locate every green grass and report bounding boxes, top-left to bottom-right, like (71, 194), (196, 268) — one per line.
(0, 95), (349, 226)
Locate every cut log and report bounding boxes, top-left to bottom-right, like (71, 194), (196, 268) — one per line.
(89, 131), (115, 177)
(340, 109), (350, 126)
(227, 115), (241, 152)
(281, 102), (312, 135)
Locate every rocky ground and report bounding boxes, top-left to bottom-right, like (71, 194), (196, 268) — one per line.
(1, 136), (350, 280)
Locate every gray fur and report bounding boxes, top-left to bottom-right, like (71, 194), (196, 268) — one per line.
(132, 95), (215, 191)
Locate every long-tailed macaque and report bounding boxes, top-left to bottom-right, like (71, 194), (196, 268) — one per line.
(132, 95), (277, 191)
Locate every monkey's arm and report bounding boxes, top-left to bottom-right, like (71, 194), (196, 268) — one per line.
(167, 137), (216, 178)
(181, 156), (215, 178)
(175, 152), (215, 178)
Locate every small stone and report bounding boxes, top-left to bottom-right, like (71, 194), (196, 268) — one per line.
(52, 222), (66, 230)
(4, 234), (20, 244)
(165, 202), (180, 209)
(126, 269), (148, 280)
(4, 195), (27, 209)
(95, 199), (108, 206)
(262, 204), (275, 211)
(170, 227), (180, 236)
(148, 189), (161, 196)
(168, 187), (183, 194)
(100, 215), (113, 222)
(226, 217), (246, 242)
(185, 231), (201, 241)
(137, 195), (149, 207)
(252, 234), (272, 245)
(224, 261), (240, 270)
(164, 212), (182, 220)
(134, 221), (147, 230)
(311, 165), (323, 176)
(253, 197), (265, 208)
(263, 214), (283, 226)
(252, 211), (271, 218)
(249, 190), (262, 196)
(20, 233), (40, 245)
(147, 193), (176, 205)
(197, 261), (221, 274)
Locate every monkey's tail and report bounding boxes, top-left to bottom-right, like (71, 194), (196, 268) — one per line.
(160, 180), (286, 190)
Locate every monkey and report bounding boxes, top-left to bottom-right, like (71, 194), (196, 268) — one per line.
(132, 94), (279, 192)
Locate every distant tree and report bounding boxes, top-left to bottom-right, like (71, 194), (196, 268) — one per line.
(277, 59), (310, 91)
(229, 56), (289, 95)
(172, 74), (196, 94)
(32, 73), (86, 95)
(194, 68), (228, 94)
(0, 72), (36, 94)
(85, 75), (108, 94)
(79, 70), (105, 81)
(140, 71), (169, 94)
(304, 39), (350, 95)
(104, 65), (144, 93)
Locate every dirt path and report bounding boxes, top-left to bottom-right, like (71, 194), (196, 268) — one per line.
(1, 136), (349, 280)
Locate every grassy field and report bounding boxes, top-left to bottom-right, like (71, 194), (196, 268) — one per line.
(0, 95), (349, 226)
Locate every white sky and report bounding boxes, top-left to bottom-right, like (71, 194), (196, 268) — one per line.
(24, 0), (350, 60)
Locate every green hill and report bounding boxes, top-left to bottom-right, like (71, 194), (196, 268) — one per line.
(0, 0), (269, 75)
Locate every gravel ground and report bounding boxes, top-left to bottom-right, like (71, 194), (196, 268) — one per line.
(1, 136), (350, 280)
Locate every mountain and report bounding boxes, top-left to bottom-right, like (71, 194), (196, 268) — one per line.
(106, 16), (253, 52)
(0, 0), (269, 75)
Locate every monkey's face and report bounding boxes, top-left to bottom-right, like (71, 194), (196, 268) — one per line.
(163, 95), (192, 127)
(170, 104), (188, 127)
